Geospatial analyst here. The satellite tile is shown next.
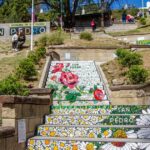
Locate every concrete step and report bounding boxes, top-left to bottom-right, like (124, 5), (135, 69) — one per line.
(37, 124), (150, 139)
(51, 105), (150, 115)
(27, 136), (150, 150)
(45, 114), (150, 126)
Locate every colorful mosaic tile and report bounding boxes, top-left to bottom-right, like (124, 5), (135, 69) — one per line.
(28, 138), (150, 150)
(38, 125), (150, 139)
(46, 61), (109, 103)
(45, 114), (150, 126)
(27, 60), (150, 150)
(51, 105), (150, 115)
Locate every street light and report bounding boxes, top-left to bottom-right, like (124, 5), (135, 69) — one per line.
(60, 0), (63, 29)
(31, 0), (34, 51)
(142, 0), (145, 17)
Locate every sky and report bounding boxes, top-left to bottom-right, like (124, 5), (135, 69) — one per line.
(111, 0), (150, 9)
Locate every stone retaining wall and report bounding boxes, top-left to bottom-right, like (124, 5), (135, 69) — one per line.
(0, 95), (51, 150)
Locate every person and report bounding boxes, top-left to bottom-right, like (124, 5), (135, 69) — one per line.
(17, 30), (26, 50)
(122, 12), (127, 24)
(90, 19), (96, 32)
(12, 31), (18, 51)
(126, 14), (135, 23)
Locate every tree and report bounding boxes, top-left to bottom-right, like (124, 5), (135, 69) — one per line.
(0, 0), (115, 26)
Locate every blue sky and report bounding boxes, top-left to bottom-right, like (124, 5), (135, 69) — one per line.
(111, 0), (150, 9)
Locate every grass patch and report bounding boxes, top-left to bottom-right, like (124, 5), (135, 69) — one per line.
(0, 51), (27, 81)
(65, 37), (127, 48)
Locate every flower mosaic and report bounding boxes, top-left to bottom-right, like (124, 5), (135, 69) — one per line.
(52, 105), (150, 115)
(28, 139), (150, 150)
(45, 114), (144, 126)
(46, 61), (108, 104)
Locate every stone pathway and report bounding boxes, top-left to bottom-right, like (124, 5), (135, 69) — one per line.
(105, 24), (138, 33)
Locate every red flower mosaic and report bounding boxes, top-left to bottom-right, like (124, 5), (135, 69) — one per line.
(59, 72), (78, 89)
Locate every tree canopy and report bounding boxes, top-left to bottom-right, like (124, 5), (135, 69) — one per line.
(0, 0), (115, 25)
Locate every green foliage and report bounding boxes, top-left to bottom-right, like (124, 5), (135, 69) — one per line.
(116, 49), (143, 68)
(28, 51), (39, 64)
(36, 47), (46, 59)
(128, 65), (149, 84)
(38, 34), (48, 47)
(0, 0), (30, 23)
(120, 53), (143, 68)
(140, 18), (146, 25)
(0, 75), (29, 96)
(80, 32), (93, 41)
(47, 31), (64, 45)
(16, 58), (37, 80)
(116, 48), (130, 59)
(37, 10), (59, 22)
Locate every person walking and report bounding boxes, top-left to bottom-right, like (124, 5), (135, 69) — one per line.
(90, 19), (96, 32)
(12, 31), (18, 51)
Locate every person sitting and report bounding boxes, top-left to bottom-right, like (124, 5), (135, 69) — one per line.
(17, 30), (26, 50)
(12, 31), (18, 51)
(126, 14), (135, 23)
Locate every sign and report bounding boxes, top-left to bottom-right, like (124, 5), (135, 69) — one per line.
(18, 119), (26, 143)
(10, 22), (47, 27)
(65, 53), (71, 60)
(10, 26), (46, 35)
(0, 28), (4, 36)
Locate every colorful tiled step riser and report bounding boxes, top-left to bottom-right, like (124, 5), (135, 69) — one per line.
(28, 139), (150, 150)
(37, 126), (150, 139)
(52, 106), (150, 115)
(53, 100), (109, 106)
(46, 61), (109, 102)
(45, 114), (150, 126)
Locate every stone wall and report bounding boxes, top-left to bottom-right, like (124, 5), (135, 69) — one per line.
(0, 95), (51, 150)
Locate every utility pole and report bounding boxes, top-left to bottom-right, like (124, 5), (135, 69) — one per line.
(101, 0), (105, 27)
(142, 0), (145, 17)
(60, 0), (63, 29)
(31, 0), (34, 51)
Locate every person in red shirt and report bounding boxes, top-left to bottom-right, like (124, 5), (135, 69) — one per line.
(90, 19), (96, 32)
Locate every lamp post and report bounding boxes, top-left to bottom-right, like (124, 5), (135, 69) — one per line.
(60, 0), (63, 29)
(142, 0), (145, 17)
(31, 0), (34, 51)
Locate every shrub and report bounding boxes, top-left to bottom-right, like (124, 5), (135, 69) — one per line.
(38, 34), (48, 47)
(28, 51), (39, 64)
(47, 31), (64, 45)
(16, 58), (37, 80)
(128, 65), (149, 84)
(35, 47), (46, 59)
(116, 48), (130, 59)
(140, 18), (146, 25)
(0, 75), (29, 95)
(120, 53), (143, 68)
(80, 32), (93, 41)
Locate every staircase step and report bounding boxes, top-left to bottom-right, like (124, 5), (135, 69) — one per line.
(53, 100), (110, 106)
(45, 114), (150, 126)
(37, 124), (150, 139)
(52, 105), (150, 115)
(28, 136), (150, 150)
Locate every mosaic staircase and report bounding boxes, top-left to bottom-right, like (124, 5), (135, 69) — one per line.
(27, 61), (150, 150)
